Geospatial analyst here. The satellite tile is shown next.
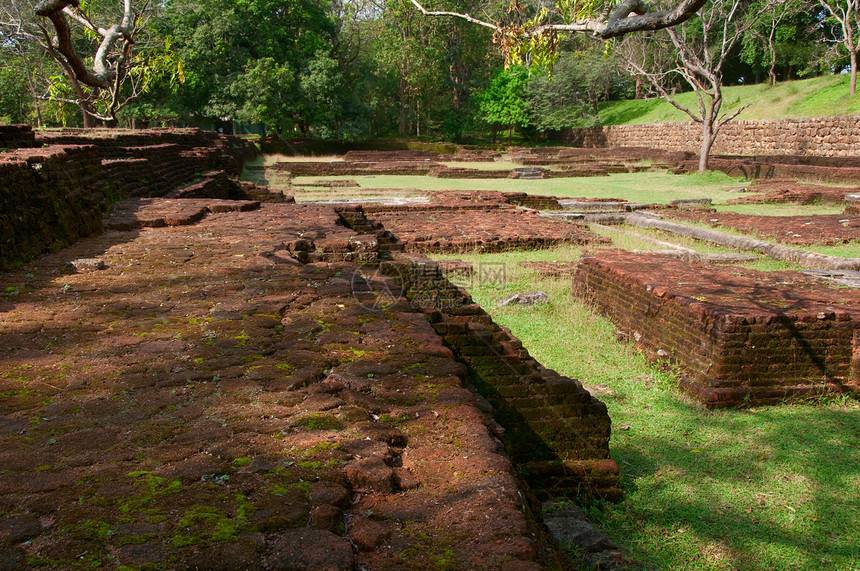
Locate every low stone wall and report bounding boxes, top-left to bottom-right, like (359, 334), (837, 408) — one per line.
(36, 127), (254, 173)
(0, 145), (117, 273)
(0, 124), (37, 149)
(271, 160), (435, 177)
(0, 126), (258, 272)
(573, 251), (860, 407)
(559, 115), (860, 157)
(367, 207), (597, 253)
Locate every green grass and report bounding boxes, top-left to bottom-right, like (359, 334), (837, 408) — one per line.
(431, 245), (860, 571)
(600, 75), (860, 125)
(717, 203), (848, 216)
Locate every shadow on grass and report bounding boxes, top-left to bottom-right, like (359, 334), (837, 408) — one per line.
(601, 394), (860, 570)
(598, 99), (665, 126)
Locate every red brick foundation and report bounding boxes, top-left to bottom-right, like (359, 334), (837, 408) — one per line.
(573, 251), (860, 407)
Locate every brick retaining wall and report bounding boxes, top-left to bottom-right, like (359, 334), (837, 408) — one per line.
(559, 115), (860, 157)
(390, 254), (621, 500)
(0, 145), (117, 272)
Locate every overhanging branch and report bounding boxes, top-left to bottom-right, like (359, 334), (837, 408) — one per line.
(409, 0), (708, 39)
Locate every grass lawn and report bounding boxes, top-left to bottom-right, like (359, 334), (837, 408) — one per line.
(432, 244), (860, 571)
(285, 170), (744, 204)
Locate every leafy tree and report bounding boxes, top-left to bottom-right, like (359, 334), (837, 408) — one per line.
(477, 67), (529, 142)
(156, 0), (335, 133)
(820, 0), (860, 94)
(526, 45), (629, 132)
(741, 0), (819, 85)
(229, 57), (296, 134)
(361, 0), (496, 139)
(0, 64), (31, 123)
(1, 0), (182, 126)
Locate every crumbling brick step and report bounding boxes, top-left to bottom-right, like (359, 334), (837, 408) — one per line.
(573, 250), (860, 407)
(106, 197), (261, 230)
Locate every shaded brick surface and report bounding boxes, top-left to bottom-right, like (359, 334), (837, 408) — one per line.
(0, 201), (559, 569)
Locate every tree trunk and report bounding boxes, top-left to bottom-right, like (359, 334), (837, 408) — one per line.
(851, 50), (858, 96)
(768, 28), (777, 87)
(398, 77), (408, 136)
(699, 122), (714, 172)
(635, 76), (643, 99)
(81, 105), (98, 128)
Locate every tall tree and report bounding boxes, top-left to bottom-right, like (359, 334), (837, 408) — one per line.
(160, 0), (346, 136)
(477, 66), (529, 141)
(621, 0), (768, 171)
(741, 0), (817, 85)
(820, 0), (860, 94)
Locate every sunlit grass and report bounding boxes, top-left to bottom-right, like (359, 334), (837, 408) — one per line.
(291, 170), (746, 205)
(718, 203), (849, 216)
(600, 75), (860, 125)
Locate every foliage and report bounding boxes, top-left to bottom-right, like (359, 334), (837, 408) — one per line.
(0, 64), (32, 124)
(527, 43), (629, 131)
(477, 67), (530, 135)
(2, 0), (856, 140)
(740, 3), (826, 83)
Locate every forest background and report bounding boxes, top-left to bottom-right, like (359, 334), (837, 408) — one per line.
(0, 0), (855, 143)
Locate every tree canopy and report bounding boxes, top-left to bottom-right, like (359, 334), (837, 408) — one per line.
(0, 0), (855, 144)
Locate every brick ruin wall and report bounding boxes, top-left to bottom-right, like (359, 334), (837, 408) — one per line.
(0, 125), (257, 272)
(0, 145), (118, 272)
(560, 115), (860, 157)
(385, 254), (621, 500)
(573, 251), (860, 407)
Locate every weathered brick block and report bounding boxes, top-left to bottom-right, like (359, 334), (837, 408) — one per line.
(574, 251), (860, 407)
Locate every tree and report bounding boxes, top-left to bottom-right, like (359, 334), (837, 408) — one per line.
(477, 66), (529, 141)
(526, 44), (630, 131)
(362, 0), (497, 139)
(1, 0), (182, 126)
(620, 0), (769, 171)
(821, 0), (860, 94)
(159, 0), (344, 136)
(741, 0), (815, 85)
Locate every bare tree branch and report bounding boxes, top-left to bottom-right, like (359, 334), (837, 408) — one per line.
(409, 0), (709, 40)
